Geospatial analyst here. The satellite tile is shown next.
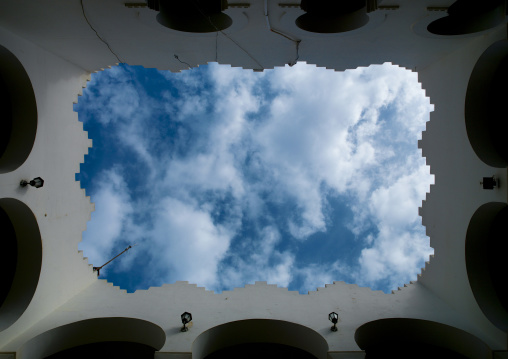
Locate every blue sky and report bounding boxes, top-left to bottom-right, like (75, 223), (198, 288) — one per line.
(75, 62), (434, 294)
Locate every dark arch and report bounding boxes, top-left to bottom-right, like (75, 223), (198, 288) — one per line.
(0, 198), (42, 332)
(45, 342), (157, 359)
(0, 44), (38, 173)
(205, 343), (317, 359)
(427, 0), (506, 36)
(355, 318), (492, 359)
(20, 317), (166, 359)
(192, 319), (328, 359)
(295, 0), (369, 34)
(465, 40), (508, 167)
(466, 202), (508, 331)
(148, 0), (232, 33)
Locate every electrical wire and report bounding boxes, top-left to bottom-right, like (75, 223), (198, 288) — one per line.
(80, 0), (124, 64)
(191, 0), (264, 71)
(294, 39), (300, 64)
(264, 0), (301, 66)
(215, 31), (219, 62)
(174, 54), (192, 68)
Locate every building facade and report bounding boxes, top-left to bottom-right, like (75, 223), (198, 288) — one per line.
(0, 0), (507, 357)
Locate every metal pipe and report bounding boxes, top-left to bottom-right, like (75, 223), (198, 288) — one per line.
(93, 245), (133, 275)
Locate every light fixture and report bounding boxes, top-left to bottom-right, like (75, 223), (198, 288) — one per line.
(181, 312), (192, 332)
(329, 312), (338, 331)
(20, 177), (44, 188)
(481, 176), (497, 190)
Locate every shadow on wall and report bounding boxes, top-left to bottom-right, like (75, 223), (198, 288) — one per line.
(0, 44), (38, 174)
(0, 198), (42, 332)
(20, 317), (166, 359)
(427, 0), (506, 36)
(295, 0), (370, 33)
(205, 343), (316, 359)
(192, 319), (329, 359)
(355, 318), (492, 359)
(147, 0), (232, 33)
(44, 342), (157, 359)
(465, 40), (508, 168)
(466, 202), (508, 332)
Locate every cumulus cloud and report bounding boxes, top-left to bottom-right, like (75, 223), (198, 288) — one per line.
(150, 198), (234, 289)
(77, 62), (433, 293)
(352, 157), (433, 289)
(79, 168), (132, 275)
(219, 226), (294, 290)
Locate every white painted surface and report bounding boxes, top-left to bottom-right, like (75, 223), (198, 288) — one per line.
(0, 0), (507, 357)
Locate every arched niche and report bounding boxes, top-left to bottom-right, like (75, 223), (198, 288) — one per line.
(148, 0), (232, 33)
(205, 343), (316, 359)
(295, 0), (369, 34)
(466, 202), (508, 331)
(0, 198), (42, 332)
(0, 44), (38, 174)
(192, 319), (328, 359)
(427, 0), (506, 36)
(44, 342), (157, 359)
(20, 317), (166, 359)
(465, 40), (508, 168)
(355, 318), (491, 359)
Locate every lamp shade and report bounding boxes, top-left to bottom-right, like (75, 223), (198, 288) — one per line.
(329, 312), (338, 324)
(181, 312), (192, 324)
(30, 177), (44, 188)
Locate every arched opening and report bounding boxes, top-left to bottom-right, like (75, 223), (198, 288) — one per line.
(295, 0), (369, 33)
(465, 40), (508, 167)
(20, 317), (166, 359)
(466, 202), (508, 331)
(45, 342), (157, 359)
(0, 44), (38, 174)
(427, 0), (506, 35)
(192, 319), (328, 359)
(0, 206), (16, 310)
(148, 0), (232, 33)
(355, 318), (491, 359)
(0, 198), (42, 332)
(205, 343), (316, 359)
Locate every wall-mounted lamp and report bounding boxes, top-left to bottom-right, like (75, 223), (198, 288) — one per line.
(181, 312), (192, 332)
(329, 312), (338, 332)
(20, 177), (44, 188)
(481, 176), (497, 190)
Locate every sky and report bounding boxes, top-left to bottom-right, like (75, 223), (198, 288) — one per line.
(75, 62), (434, 294)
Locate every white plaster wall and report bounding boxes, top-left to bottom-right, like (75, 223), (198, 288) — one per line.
(1, 0), (508, 357)
(5, 279), (503, 355)
(0, 26), (96, 347)
(0, 0), (498, 72)
(417, 24), (508, 344)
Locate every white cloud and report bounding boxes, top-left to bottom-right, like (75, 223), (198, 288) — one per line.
(369, 158), (431, 228)
(247, 63), (432, 245)
(219, 226), (294, 290)
(79, 168), (132, 274)
(150, 198), (234, 289)
(79, 62), (434, 293)
(83, 66), (142, 125)
(353, 158), (434, 288)
(294, 261), (350, 294)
